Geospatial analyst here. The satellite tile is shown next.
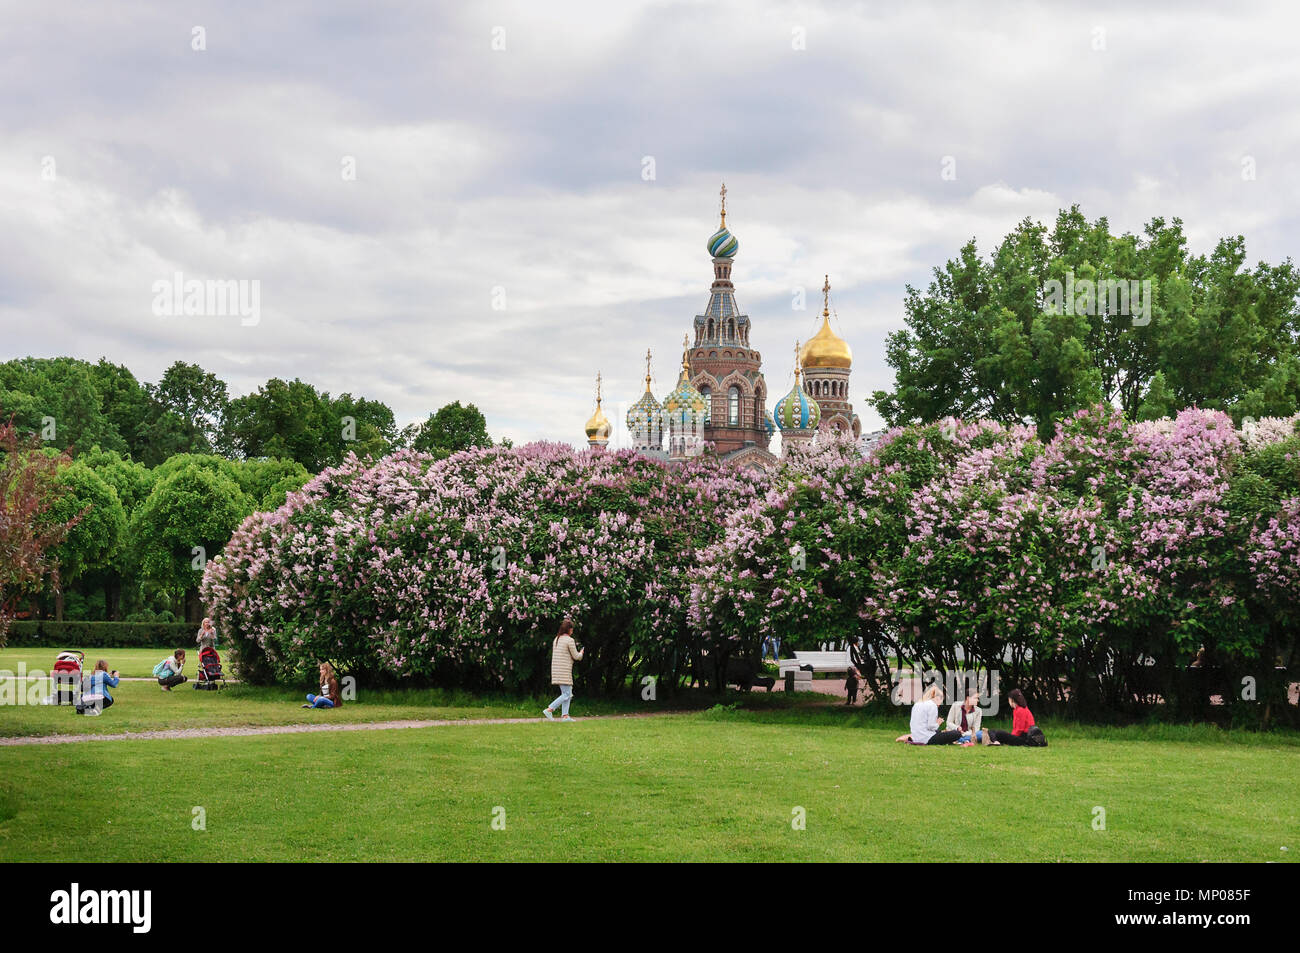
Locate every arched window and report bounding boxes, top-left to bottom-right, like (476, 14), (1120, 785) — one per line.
(728, 386), (740, 426)
(706, 319), (714, 339)
(699, 385), (712, 425)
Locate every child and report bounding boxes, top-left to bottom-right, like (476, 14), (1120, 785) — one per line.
(845, 666), (860, 705)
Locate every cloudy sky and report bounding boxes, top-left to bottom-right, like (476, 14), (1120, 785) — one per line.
(3, 0), (1298, 448)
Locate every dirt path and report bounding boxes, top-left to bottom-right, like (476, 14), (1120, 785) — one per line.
(0, 710), (689, 747)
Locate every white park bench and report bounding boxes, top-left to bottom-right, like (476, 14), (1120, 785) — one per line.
(777, 650), (852, 677)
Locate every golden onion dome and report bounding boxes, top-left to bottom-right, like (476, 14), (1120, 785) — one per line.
(800, 275), (853, 369)
(584, 402), (611, 441)
(584, 373), (612, 443)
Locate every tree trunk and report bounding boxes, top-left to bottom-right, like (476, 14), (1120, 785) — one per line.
(54, 565), (64, 622)
(104, 576), (120, 621)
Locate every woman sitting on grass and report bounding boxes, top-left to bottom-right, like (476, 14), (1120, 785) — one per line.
(155, 650), (187, 691)
(948, 690), (985, 745)
(895, 684), (963, 745)
(76, 660), (120, 715)
(302, 662), (342, 709)
(987, 688), (1038, 745)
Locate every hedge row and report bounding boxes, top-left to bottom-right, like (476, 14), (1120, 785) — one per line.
(4, 620), (196, 649)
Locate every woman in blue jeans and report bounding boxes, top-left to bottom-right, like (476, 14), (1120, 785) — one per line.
(302, 662), (341, 709)
(543, 619), (583, 721)
(77, 660), (120, 715)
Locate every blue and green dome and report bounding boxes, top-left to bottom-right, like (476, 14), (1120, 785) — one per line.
(707, 226), (739, 259)
(664, 373), (707, 424)
(663, 347), (707, 425)
(774, 373), (820, 431)
(762, 410), (776, 436)
(626, 384), (662, 435)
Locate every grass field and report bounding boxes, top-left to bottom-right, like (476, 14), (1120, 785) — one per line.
(3, 644), (1298, 862)
(0, 668), (720, 737)
(0, 647), (194, 680)
(2, 702), (1298, 861)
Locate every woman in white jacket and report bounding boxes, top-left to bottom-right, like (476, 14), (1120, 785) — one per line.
(947, 691), (987, 745)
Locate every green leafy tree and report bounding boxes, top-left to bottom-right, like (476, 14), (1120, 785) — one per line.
(128, 464), (252, 621)
(45, 463), (126, 620)
(873, 208), (1300, 435)
(0, 357), (126, 453)
(88, 360), (154, 461)
(221, 378), (397, 471)
(407, 401), (491, 458)
(137, 361), (229, 463)
(78, 448), (154, 618)
(235, 457), (311, 505)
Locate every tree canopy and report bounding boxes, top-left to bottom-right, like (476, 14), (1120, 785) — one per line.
(871, 208), (1300, 437)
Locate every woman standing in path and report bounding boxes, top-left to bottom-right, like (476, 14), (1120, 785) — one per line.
(543, 618), (583, 722)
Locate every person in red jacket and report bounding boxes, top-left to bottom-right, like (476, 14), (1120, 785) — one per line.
(988, 688), (1035, 745)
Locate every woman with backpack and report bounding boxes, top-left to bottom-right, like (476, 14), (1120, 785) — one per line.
(543, 618), (583, 722)
(987, 688), (1045, 746)
(154, 649), (187, 691)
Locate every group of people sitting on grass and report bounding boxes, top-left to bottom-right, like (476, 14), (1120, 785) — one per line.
(896, 684), (1046, 747)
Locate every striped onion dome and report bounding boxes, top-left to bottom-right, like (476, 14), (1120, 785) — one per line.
(707, 226), (739, 259)
(762, 409), (776, 436)
(774, 363), (820, 432)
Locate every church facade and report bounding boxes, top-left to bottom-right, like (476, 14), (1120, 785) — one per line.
(584, 186), (859, 469)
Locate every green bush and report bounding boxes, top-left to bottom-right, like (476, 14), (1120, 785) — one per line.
(5, 620), (195, 649)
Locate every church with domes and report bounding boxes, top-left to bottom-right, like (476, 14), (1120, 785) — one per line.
(584, 185), (860, 468)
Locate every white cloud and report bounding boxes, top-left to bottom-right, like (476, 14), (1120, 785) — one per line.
(2, 0), (1298, 449)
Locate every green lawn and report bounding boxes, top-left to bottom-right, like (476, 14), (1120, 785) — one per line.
(1, 709), (1297, 861)
(0, 646), (192, 679)
(0, 673), (722, 737)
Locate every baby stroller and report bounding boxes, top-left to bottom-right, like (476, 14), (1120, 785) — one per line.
(194, 645), (227, 690)
(50, 650), (84, 705)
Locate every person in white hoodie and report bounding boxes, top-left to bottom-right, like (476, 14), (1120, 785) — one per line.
(896, 684), (963, 745)
(947, 691), (988, 745)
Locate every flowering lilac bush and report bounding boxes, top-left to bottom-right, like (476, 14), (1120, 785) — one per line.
(693, 407), (1300, 722)
(202, 443), (763, 693)
(206, 408), (1298, 720)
